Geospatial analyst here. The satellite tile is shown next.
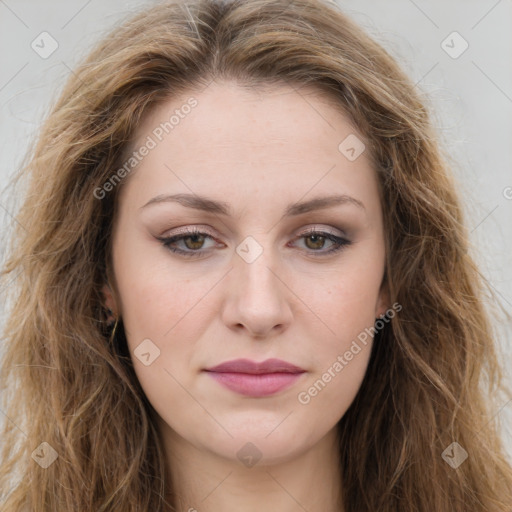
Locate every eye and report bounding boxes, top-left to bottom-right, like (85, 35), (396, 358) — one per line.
(291, 228), (351, 256)
(157, 227), (351, 258)
(157, 227), (219, 258)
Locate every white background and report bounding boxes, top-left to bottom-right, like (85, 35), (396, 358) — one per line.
(1, 0), (511, 457)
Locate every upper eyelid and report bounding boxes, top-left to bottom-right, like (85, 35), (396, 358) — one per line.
(160, 224), (347, 239)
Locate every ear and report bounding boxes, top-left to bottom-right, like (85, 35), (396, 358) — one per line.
(101, 283), (118, 317)
(375, 279), (390, 319)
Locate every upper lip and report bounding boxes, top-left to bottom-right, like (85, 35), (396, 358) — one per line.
(204, 358), (305, 374)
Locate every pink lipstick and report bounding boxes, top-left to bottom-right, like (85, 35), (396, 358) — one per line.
(203, 358), (306, 397)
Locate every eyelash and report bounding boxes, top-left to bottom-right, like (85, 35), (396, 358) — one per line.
(157, 227), (351, 258)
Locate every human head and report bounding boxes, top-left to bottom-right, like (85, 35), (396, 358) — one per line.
(101, 77), (390, 475)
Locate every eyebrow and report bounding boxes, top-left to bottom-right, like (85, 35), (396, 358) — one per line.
(140, 193), (365, 216)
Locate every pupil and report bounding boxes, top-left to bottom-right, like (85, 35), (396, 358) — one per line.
(186, 234), (204, 249)
(308, 234), (324, 249)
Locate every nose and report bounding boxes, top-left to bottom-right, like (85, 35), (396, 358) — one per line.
(221, 245), (293, 339)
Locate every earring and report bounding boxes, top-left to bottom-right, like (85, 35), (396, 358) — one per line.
(105, 307), (115, 326)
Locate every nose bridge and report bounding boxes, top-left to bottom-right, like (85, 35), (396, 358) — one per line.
(224, 234), (292, 336)
(235, 234), (281, 302)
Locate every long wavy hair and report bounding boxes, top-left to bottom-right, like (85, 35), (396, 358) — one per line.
(1, 0), (511, 510)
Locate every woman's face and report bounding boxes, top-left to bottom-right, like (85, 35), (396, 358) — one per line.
(104, 80), (388, 465)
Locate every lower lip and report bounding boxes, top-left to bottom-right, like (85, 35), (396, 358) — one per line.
(205, 371), (304, 397)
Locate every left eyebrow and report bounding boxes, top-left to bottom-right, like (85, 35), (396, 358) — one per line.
(140, 192), (365, 216)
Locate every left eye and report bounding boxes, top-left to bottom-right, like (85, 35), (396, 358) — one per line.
(158, 228), (351, 258)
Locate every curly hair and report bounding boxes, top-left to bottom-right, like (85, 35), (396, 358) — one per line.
(1, 0), (511, 510)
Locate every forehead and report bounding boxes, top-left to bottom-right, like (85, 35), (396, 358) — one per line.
(116, 79), (380, 219)
(128, 79), (360, 158)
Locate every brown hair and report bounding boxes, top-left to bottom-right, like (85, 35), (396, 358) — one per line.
(1, 0), (511, 510)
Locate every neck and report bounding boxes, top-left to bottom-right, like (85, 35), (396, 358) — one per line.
(160, 424), (343, 512)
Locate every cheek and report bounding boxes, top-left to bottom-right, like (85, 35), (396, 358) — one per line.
(112, 243), (222, 403)
(294, 271), (379, 421)
(295, 249), (384, 343)
(114, 265), (208, 423)
(291, 251), (383, 412)
(112, 235), (213, 347)
(297, 342), (372, 420)
(118, 276), (201, 344)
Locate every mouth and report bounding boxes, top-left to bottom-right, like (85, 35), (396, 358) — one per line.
(203, 358), (306, 397)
